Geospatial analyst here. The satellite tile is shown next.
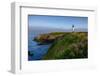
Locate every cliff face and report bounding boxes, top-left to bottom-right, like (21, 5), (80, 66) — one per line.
(34, 32), (66, 45)
(33, 32), (88, 59)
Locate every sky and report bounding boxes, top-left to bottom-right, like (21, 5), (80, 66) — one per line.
(28, 15), (88, 29)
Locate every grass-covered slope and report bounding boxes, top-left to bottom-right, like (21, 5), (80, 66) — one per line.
(42, 32), (88, 59)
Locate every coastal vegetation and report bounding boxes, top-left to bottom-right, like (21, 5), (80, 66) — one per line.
(33, 32), (88, 59)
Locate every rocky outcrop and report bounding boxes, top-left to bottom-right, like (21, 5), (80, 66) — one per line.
(33, 32), (65, 45)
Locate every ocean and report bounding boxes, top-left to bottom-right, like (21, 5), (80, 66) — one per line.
(28, 32), (51, 60)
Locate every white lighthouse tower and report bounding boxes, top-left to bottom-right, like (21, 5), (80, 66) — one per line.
(72, 25), (75, 32)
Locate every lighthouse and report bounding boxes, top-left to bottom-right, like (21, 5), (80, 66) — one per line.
(72, 25), (75, 32)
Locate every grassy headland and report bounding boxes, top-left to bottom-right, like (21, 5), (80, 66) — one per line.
(34, 32), (88, 59)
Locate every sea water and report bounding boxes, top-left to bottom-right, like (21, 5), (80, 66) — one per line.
(28, 32), (51, 61)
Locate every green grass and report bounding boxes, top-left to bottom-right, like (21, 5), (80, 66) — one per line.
(42, 32), (88, 59)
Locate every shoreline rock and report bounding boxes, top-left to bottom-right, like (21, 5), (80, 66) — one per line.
(33, 32), (66, 45)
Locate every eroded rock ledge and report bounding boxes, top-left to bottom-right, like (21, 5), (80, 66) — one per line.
(33, 32), (66, 45)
